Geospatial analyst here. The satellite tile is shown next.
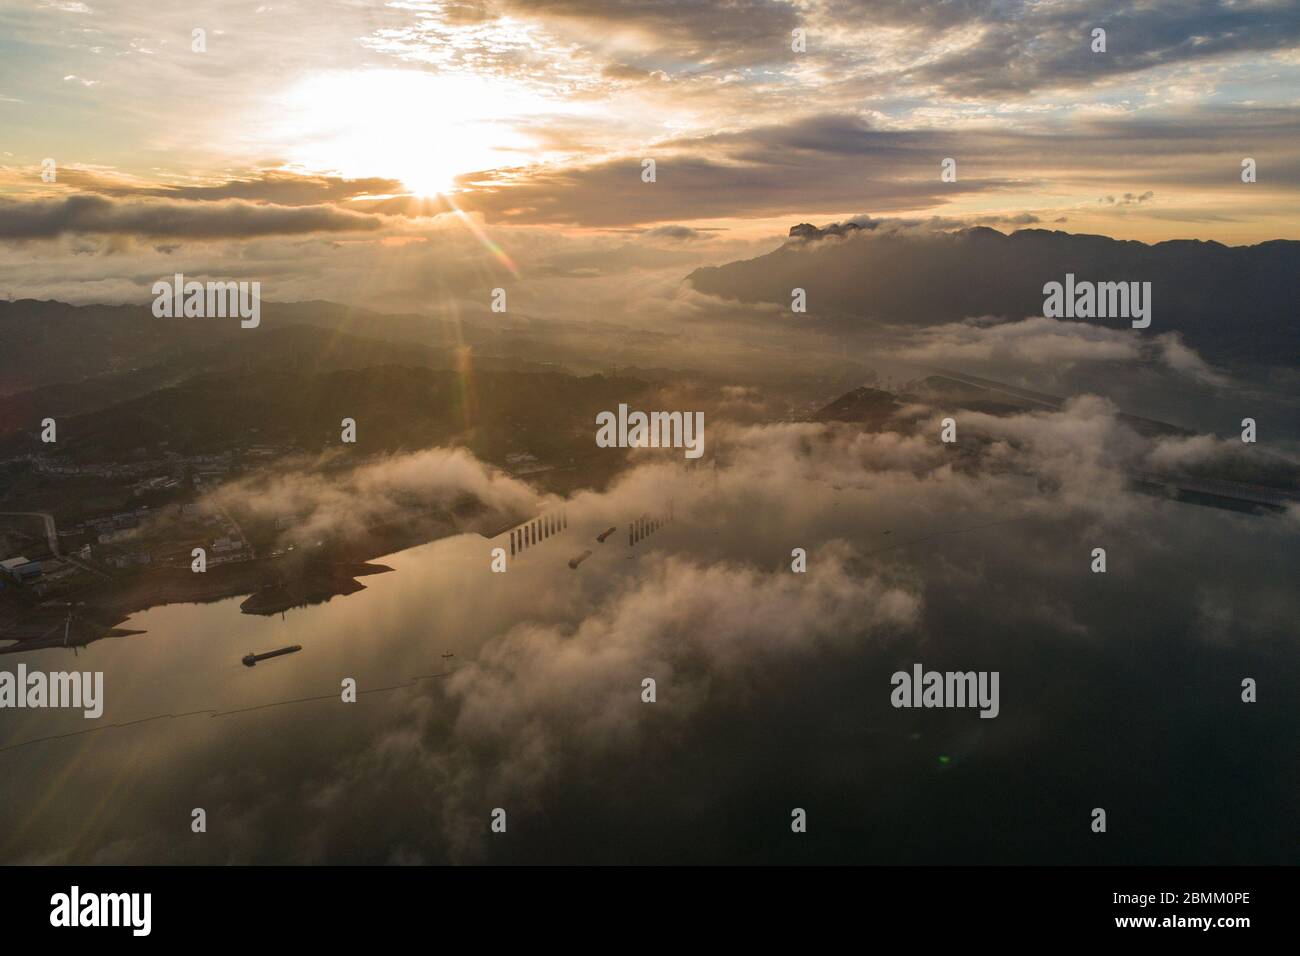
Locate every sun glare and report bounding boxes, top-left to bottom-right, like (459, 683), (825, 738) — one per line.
(271, 69), (547, 196)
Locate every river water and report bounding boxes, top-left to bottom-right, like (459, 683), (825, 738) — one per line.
(2, 445), (1296, 865)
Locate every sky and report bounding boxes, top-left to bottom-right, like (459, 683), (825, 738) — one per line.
(0, 0), (1299, 308)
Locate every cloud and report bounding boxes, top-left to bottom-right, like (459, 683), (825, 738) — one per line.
(1143, 433), (1228, 470)
(892, 0), (1300, 97)
(1153, 331), (1231, 386)
(430, 544), (919, 857)
(0, 194), (389, 241)
(896, 316), (1142, 365)
(891, 315), (1229, 385)
(456, 114), (1005, 226)
(1100, 191), (1155, 206)
(66, 170), (407, 206)
(446, 105), (1300, 227)
(498, 0), (801, 70)
(209, 447), (544, 546)
(640, 224), (715, 241)
(377, 0), (1300, 101)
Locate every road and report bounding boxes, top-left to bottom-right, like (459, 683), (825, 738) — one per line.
(1131, 472), (1300, 508)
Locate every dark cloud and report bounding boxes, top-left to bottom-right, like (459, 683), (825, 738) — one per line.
(458, 114), (1001, 226)
(451, 106), (1299, 226)
(1100, 191), (1154, 206)
(640, 224), (715, 240)
(490, 0), (1300, 97)
(486, 0), (1300, 98)
(503, 0), (801, 69)
(0, 194), (389, 240)
(63, 171), (407, 206)
(824, 0), (1007, 30)
(880, 0), (1300, 97)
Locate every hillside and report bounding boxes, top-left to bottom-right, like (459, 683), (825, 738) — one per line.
(687, 226), (1300, 368)
(0, 363), (650, 465)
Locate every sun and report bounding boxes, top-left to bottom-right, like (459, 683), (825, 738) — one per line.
(271, 69), (544, 196)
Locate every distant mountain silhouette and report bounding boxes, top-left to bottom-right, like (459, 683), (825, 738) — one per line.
(688, 225), (1300, 367)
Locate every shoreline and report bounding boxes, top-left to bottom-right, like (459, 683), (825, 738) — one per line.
(0, 521), (466, 654)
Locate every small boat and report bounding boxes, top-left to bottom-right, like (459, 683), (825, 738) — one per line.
(568, 550), (593, 569)
(596, 527), (616, 543)
(242, 644), (303, 667)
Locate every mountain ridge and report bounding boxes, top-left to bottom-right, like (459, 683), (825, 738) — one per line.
(687, 224), (1300, 368)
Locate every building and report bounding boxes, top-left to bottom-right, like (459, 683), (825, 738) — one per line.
(0, 556), (42, 583)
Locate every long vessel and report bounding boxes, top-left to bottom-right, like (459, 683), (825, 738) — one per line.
(242, 644), (303, 667)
